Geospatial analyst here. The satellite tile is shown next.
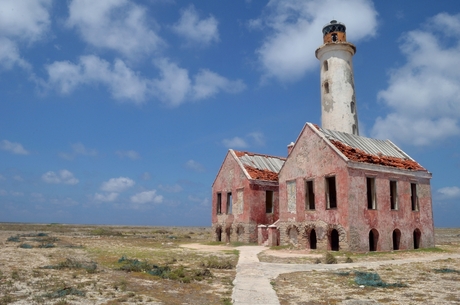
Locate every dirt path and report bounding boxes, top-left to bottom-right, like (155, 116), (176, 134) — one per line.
(231, 246), (460, 305)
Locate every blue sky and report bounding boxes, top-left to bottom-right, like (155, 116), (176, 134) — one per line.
(1, 0), (459, 227)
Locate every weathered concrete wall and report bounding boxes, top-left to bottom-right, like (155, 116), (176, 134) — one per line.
(347, 165), (434, 251)
(277, 124), (434, 252)
(212, 151), (280, 243)
(278, 124), (351, 250)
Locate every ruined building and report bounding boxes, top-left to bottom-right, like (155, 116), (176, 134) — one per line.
(211, 20), (435, 252)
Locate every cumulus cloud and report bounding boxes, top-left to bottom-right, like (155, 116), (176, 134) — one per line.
(0, 0), (51, 70)
(130, 190), (163, 204)
(46, 56), (244, 106)
(151, 58), (245, 106)
(192, 69), (246, 100)
(94, 192), (119, 202)
(222, 137), (248, 149)
(0, 140), (29, 155)
(171, 4), (219, 47)
(372, 13), (460, 146)
(47, 55), (151, 103)
(116, 150), (140, 160)
(42, 169), (79, 185)
(185, 160), (205, 172)
(222, 132), (266, 148)
(66, 0), (164, 58)
(59, 142), (98, 160)
(437, 186), (460, 200)
(100, 177), (135, 192)
(252, 0), (377, 82)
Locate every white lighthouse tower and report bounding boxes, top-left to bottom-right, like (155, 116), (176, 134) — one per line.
(315, 20), (359, 135)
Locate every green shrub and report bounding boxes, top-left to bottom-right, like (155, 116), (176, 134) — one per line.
(325, 252), (337, 264)
(7, 236), (20, 242)
(433, 268), (460, 274)
(354, 271), (407, 288)
(345, 256), (353, 263)
(19, 243), (33, 249)
(201, 256), (234, 269)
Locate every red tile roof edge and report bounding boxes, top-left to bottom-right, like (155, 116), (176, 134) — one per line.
(244, 165), (279, 181)
(233, 150), (286, 160)
(330, 139), (425, 171)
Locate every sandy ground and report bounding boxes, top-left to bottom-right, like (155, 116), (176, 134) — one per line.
(0, 225), (459, 305)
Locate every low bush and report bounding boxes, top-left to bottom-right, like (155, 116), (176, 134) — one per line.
(7, 236), (20, 242)
(42, 258), (97, 273)
(201, 256), (234, 269)
(19, 243), (33, 249)
(433, 268), (460, 274)
(354, 271), (407, 288)
(325, 252), (337, 264)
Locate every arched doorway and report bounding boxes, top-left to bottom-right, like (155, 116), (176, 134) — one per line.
(309, 229), (317, 250)
(216, 227), (222, 242)
(330, 229), (339, 251)
(413, 228), (421, 249)
(369, 229), (379, 252)
(392, 229), (401, 250)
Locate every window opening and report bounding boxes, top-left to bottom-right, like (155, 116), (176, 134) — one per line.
(413, 229), (421, 249)
(330, 229), (339, 251)
(265, 190), (274, 213)
(390, 181), (398, 210)
(392, 229), (401, 250)
(216, 227), (222, 242)
(227, 192), (232, 214)
(216, 193), (222, 214)
(331, 33), (338, 42)
(369, 229), (379, 251)
(305, 180), (315, 210)
(326, 176), (337, 209)
(367, 177), (376, 209)
(352, 124), (357, 135)
(350, 101), (355, 114)
(323, 60), (329, 71)
(324, 81), (330, 94)
(309, 229), (317, 250)
(411, 183), (418, 211)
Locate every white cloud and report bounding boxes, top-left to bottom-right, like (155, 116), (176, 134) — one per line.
(152, 58), (245, 106)
(172, 5), (219, 47)
(222, 132), (266, 148)
(247, 132), (265, 146)
(140, 172), (151, 180)
(94, 192), (119, 202)
(188, 195), (210, 207)
(372, 13), (460, 146)
(437, 186), (460, 200)
(116, 150), (140, 160)
(66, 0), (164, 58)
(130, 190), (163, 204)
(0, 0), (51, 42)
(252, 0), (377, 82)
(59, 142), (97, 160)
(42, 169), (79, 185)
(192, 69), (246, 100)
(158, 184), (183, 193)
(0, 0), (50, 70)
(100, 177), (135, 192)
(222, 137), (248, 148)
(185, 160), (205, 172)
(47, 55), (151, 103)
(0, 140), (29, 155)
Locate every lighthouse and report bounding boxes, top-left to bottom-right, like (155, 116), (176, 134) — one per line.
(315, 20), (359, 135)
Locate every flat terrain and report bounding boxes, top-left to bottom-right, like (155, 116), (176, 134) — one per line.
(0, 224), (236, 305)
(0, 224), (459, 305)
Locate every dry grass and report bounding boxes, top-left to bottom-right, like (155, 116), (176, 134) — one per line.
(271, 228), (460, 305)
(0, 223), (236, 305)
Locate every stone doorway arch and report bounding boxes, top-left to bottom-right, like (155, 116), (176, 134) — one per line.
(392, 229), (401, 250)
(369, 229), (379, 252)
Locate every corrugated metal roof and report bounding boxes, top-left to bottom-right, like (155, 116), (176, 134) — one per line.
(238, 153), (285, 173)
(319, 128), (412, 160)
